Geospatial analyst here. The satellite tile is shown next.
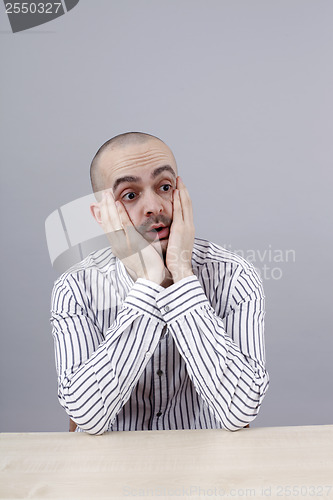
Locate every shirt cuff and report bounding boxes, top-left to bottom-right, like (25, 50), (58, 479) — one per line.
(123, 278), (165, 321)
(156, 275), (210, 323)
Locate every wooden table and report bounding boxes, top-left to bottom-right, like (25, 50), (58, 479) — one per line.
(1, 425), (332, 499)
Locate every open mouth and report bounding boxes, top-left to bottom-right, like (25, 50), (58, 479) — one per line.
(148, 225), (170, 240)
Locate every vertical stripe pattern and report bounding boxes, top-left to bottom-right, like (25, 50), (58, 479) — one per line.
(50, 238), (269, 434)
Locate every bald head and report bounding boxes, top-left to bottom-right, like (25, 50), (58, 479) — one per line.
(90, 132), (174, 195)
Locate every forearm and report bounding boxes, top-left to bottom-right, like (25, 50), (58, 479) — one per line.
(52, 279), (165, 435)
(167, 314), (269, 429)
(155, 275), (269, 430)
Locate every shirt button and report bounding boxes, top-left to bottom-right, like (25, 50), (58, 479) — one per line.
(156, 369), (163, 376)
(164, 305), (169, 312)
(156, 411), (162, 417)
(145, 352), (151, 358)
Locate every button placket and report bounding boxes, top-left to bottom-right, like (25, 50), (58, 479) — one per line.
(153, 332), (167, 428)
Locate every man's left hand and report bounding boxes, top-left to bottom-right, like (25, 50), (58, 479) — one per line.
(166, 177), (195, 283)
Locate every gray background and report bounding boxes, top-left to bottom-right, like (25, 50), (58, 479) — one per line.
(0, 0), (332, 432)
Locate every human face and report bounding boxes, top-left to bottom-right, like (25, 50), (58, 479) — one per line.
(99, 139), (178, 255)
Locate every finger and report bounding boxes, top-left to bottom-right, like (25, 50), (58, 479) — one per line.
(172, 188), (183, 222)
(179, 189), (193, 224)
(177, 177), (193, 223)
(104, 191), (124, 231)
(115, 200), (133, 229)
(99, 191), (113, 229)
(115, 200), (143, 251)
(116, 199), (154, 244)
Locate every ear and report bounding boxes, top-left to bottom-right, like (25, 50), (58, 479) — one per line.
(90, 203), (102, 225)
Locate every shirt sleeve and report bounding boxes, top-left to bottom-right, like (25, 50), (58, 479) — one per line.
(50, 276), (165, 435)
(155, 267), (269, 430)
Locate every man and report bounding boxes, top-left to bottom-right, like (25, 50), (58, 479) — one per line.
(51, 132), (269, 434)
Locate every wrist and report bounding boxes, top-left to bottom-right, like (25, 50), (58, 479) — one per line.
(125, 267), (164, 285)
(136, 274), (163, 285)
(171, 268), (194, 283)
(136, 268), (166, 285)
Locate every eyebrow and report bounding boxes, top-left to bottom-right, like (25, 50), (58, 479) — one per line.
(113, 165), (176, 192)
(113, 176), (140, 192)
(151, 165), (176, 179)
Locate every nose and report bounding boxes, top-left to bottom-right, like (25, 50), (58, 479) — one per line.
(142, 190), (164, 216)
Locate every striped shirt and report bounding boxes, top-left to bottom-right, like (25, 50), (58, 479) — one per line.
(50, 237), (269, 434)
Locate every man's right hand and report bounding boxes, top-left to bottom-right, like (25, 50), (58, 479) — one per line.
(99, 191), (166, 285)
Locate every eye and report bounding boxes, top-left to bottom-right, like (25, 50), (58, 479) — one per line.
(160, 184), (172, 192)
(122, 192), (137, 201)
